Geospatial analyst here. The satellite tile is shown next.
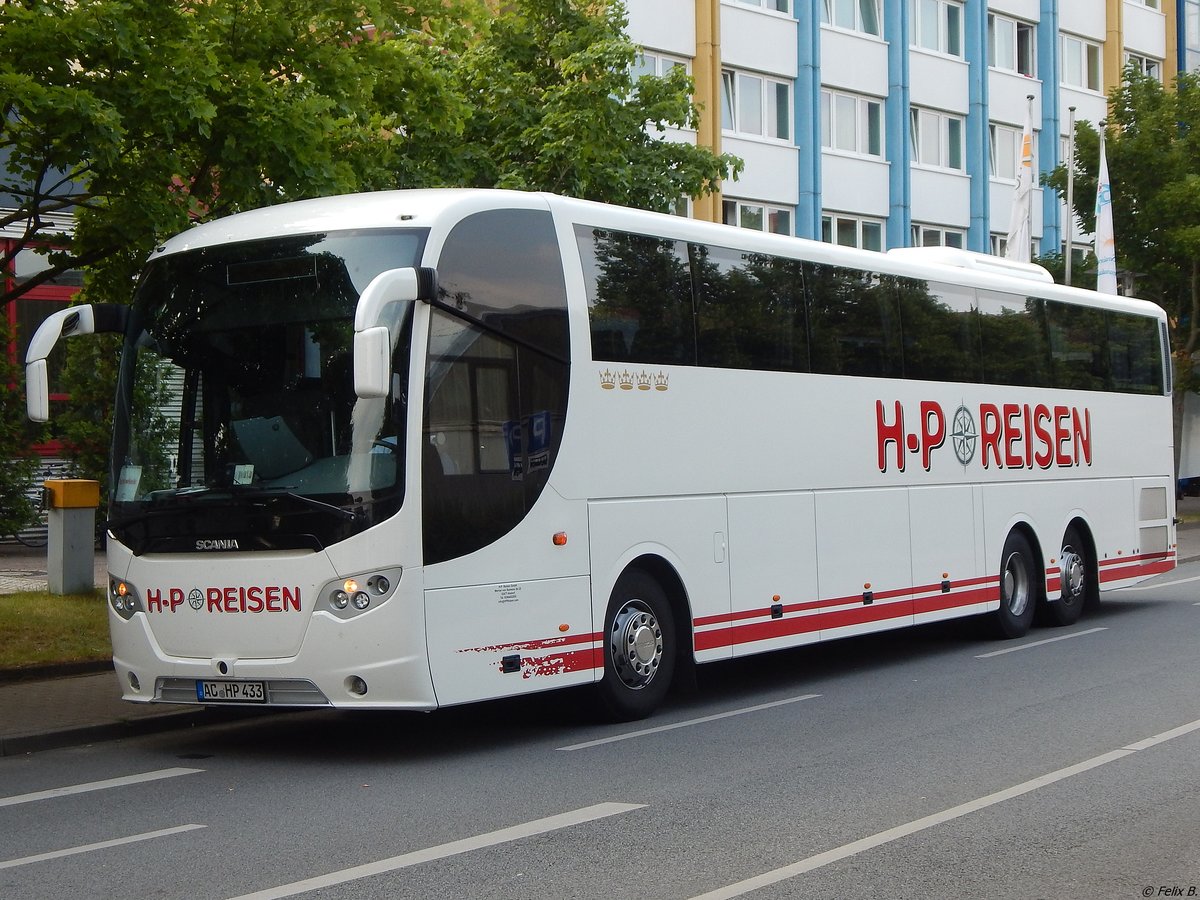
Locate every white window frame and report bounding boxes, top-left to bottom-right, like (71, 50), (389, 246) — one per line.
(821, 90), (884, 158)
(912, 224), (966, 249)
(989, 122), (1036, 181)
(733, 0), (792, 14)
(910, 107), (965, 171)
(822, 213), (885, 251)
(1062, 35), (1102, 91)
(1125, 52), (1162, 82)
(721, 68), (792, 142)
(988, 14), (1036, 77)
(911, 0), (964, 58)
(633, 50), (690, 81)
(1129, 0), (1160, 9)
(724, 199), (794, 235)
(820, 0), (882, 36)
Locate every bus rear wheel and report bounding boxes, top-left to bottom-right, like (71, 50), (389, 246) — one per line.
(992, 531), (1038, 639)
(595, 569), (676, 721)
(1042, 526), (1089, 627)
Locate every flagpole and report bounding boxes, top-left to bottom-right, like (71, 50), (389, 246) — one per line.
(1065, 106), (1076, 285)
(1025, 94), (1034, 259)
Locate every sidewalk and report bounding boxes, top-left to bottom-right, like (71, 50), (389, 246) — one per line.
(3, 509), (1200, 757)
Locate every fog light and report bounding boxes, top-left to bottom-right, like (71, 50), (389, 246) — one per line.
(352, 591), (371, 610)
(331, 590), (349, 610)
(128, 671), (140, 692)
(346, 676), (368, 696)
(369, 575), (390, 594)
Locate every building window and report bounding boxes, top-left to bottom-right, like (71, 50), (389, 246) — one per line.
(721, 69), (791, 141)
(1187, 0), (1200, 72)
(912, 224), (965, 248)
(822, 214), (885, 251)
(821, 90), (884, 157)
(911, 108), (965, 171)
(1130, 0), (1160, 8)
(723, 199), (793, 235)
(735, 0), (791, 13)
(1125, 52), (1162, 81)
(911, 0), (963, 58)
(988, 14), (1036, 77)
(1062, 35), (1102, 91)
(633, 50), (689, 81)
(989, 123), (1036, 180)
(820, 0), (882, 36)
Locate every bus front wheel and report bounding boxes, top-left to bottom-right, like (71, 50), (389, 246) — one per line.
(595, 569), (676, 721)
(993, 531), (1038, 639)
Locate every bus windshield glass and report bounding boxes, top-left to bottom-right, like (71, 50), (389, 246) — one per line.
(109, 229), (426, 554)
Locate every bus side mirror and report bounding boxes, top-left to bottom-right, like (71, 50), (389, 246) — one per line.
(25, 304), (127, 422)
(353, 267), (437, 399)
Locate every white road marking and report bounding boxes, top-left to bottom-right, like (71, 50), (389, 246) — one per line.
(557, 694), (822, 751)
(227, 802), (644, 900)
(0, 767), (203, 808)
(690, 716), (1200, 900)
(1120, 573), (1200, 591)
(0, 824), (204, 871)
(974, 627), (1107, 658)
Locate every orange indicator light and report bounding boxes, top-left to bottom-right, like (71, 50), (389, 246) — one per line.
(117, 582), (129, 597)
(552, 532), (568, 546)
(559, 624), (570, 633)
(344, 579), (359, 593)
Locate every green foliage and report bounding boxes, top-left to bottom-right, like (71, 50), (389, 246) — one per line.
(438, 0), (741, 208)
(1045, 68), (1200, 371)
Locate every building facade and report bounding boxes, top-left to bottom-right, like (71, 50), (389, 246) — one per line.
(626, 0), (1183, 261)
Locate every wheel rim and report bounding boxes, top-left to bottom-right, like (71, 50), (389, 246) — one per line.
(1060, 544), (1086, 605)
(609, 599), (663, 690)
(1002, 551), (1030, 618)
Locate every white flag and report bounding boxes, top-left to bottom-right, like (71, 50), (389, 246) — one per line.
(1005, 97), (1035, 263)
(1095, 130), (1118, 294)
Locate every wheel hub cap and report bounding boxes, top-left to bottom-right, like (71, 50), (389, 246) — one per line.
(610, 601), (663, 689)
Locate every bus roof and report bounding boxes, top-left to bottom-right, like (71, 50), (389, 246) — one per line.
(153, 188), (1166, 324)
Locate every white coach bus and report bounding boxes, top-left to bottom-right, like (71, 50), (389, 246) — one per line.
(26, 190), (1176, 719)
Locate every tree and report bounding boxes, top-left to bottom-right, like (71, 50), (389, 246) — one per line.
(433, 0), (741, 209)
(1, 0), (473, 307)
(1045, 69), (1200, 384)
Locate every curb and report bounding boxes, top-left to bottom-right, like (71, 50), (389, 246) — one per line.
(0, 709), (214, 757)
(0, 659), (112, 685)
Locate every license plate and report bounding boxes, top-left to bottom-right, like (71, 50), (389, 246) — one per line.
(196, 680), (266, 703)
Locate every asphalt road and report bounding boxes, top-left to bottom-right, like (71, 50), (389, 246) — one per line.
(3, 563), (1200, 900)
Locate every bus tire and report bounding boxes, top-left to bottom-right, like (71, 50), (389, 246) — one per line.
(992, 531), (1038, 639)
(1043, 526), (1089, 627)
(595, 569), (676, 721)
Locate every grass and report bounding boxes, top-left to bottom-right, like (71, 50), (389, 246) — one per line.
(0, 590), (110, 671)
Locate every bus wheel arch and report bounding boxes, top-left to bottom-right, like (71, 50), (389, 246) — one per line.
(594, 557), (691, 720)
(992, 525), (1042, 639)
(1042, 518), (1098, 626)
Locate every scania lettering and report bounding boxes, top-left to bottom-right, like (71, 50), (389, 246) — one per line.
(26, 190), (1176, 720)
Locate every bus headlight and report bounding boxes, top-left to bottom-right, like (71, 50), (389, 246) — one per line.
(320, 567), (402, 619)
(109, 578), (143, 620)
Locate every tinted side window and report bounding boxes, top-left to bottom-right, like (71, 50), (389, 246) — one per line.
(576, 226), (695, 365)
(692, 245), (808, 372)
(894, 279), (981, 383)
(1106, 311), (1163, 394)
(424, 209), (570, 565)
(1046, 299), (1107, 391)
(806, 262), (902, 377)
(977, 291), (1050, 387)
(437, 209), (569, 361)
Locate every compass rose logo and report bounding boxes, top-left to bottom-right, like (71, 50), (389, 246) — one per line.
(951, 405), (977, 466)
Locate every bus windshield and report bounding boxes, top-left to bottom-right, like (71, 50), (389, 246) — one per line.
(109, 229), (426, 554)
